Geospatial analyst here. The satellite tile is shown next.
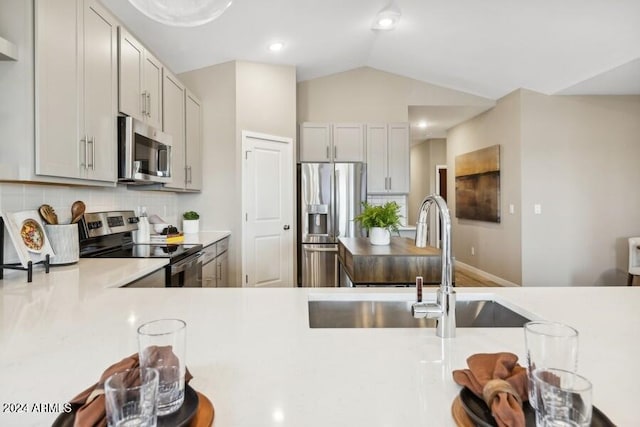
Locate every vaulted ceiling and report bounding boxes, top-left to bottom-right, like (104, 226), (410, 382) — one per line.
(102, 0), (640, 100)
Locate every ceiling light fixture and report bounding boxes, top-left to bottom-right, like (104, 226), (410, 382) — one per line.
(128, 0), (233, 27)
(269, 42), (285, 52)
(371, 3), (401, 30)
(418, 121), (427, 129)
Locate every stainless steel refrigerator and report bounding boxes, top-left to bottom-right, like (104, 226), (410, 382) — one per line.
(297, 162), (366, 287)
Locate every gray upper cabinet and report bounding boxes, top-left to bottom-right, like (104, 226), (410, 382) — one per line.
(299, 122), (365, 162)
(35, 0), (117, 183)
(299, 122), (331, 162)
(162, 70), (186, 191)
(185, 90), (202, 191)
(118, 27), (163, 130)
(162, 75), (202, 192)
(366, 123), (409, 194)
(332, 123), (365, 162)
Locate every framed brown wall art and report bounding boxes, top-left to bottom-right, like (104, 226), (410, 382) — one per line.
(455, 145), (501, 223)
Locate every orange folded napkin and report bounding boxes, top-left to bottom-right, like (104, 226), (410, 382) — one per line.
(452, 352), (528, 427)
(70, 347), (193, 427)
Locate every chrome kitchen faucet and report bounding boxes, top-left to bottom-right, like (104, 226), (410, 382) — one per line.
(411, 194), (456, 338)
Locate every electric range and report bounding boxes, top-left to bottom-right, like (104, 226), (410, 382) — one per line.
(79, 210), (203, 287)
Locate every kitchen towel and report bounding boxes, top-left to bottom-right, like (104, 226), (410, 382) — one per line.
(70, 348), (193, 427)
(452, 352), (528, 427)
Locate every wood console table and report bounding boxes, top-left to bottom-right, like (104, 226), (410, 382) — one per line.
(337, 237), (443, 286)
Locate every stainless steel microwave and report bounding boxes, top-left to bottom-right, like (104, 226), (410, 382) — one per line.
(118, 116), (172, 184)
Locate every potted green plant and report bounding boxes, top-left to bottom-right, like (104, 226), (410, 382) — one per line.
(353, 201), (402, 245)
(182, 211), (200, 234)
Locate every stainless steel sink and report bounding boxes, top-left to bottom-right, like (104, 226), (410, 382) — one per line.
(308, 299), (531, 328)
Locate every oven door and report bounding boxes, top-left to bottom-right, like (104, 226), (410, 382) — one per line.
(168, 252), (203, 287)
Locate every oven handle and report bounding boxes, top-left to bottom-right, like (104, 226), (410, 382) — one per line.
(170, 251), (204, 274)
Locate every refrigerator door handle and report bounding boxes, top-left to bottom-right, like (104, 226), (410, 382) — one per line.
(302, 246), (338, 253)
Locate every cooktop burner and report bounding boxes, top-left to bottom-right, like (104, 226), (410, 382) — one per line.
(92, 243), (202, 262)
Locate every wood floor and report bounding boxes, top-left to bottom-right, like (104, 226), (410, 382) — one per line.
(454, 268), (501, 287)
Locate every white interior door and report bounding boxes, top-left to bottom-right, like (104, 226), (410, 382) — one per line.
(242, 131), (294, 287)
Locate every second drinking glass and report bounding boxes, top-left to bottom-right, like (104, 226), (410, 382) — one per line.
(524, 320), (579, 426)
(137, 318), (187, 416)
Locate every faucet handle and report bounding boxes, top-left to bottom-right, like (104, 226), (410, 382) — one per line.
(416, 276), (423, 302)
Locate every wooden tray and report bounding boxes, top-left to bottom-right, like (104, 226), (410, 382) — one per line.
(189, 392), (215, 427)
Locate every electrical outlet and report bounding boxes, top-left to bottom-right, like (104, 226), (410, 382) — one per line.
(471, 246), (475, 256)
(534, 204), (542, 215)
(509, 204), (515, 214)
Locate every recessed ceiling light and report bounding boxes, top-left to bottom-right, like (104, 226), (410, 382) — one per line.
(418, 121), (427, 128)
(269, 42), (285, 52)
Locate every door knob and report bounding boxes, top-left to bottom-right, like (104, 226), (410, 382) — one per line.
(283, 225), (290, 230)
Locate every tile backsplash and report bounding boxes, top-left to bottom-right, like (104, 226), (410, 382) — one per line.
(0, 183), (178, 263)
(366, 194), (409, 227)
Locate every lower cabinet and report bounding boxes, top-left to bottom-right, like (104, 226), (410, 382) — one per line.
(201, 237), (229, 287)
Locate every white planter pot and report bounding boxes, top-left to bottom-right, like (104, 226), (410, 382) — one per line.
(183, 219), (199, 234)
(369, 227), (390, 245)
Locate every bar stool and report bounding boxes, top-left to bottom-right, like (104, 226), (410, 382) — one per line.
(628, 237), (640, 286)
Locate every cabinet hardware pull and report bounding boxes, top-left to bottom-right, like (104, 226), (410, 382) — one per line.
(333, 145), (337, 159)
(187, 166), (192, 184)
(81, 135), (88, 169)
(146, 92), (151, 117)
(326, 146), (329, 159)
(217, 263), (222, 281)
(141, 91), (147, 116)
(388, 176), (391, 190)
(283, 224), (290, 230)
(88, 137), (95, 170)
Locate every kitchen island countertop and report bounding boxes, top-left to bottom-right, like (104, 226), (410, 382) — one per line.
(1, 256), (638, 426)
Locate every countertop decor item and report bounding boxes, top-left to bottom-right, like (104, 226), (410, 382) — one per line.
(38, 204), (58, 225)
(44, 223), (79, 265)
(70, 201), (86, 224)
(352, 201), (402, 245)
(1, 210), (55, 269)
(183, 211), (200, 234)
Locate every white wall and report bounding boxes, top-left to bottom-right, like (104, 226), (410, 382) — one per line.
(297, 67), (494, 123)
(520, 91), (640, 285)
(408, 138), (446, 225)
(449, 90), (640, 286)
(447, 91), (523, 284)
(180, 61), (296, 286)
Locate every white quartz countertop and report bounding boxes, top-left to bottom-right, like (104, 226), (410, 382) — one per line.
(182, 230), (231, 247)
(1, 256), (638, 426)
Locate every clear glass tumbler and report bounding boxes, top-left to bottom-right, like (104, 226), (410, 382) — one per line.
(533, 367), (592, 427)
(137, 319), (187, 416)
(524, 321), (579, 426)
(105, 367), (159, 427)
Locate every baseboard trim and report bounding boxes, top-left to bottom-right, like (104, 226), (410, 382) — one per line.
(455, 261), (519, 287)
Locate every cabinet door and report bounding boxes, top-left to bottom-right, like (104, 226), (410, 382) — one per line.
(332, 123), (364, 162)
(185, 90), (202, 191)
(83, 0), (117, 182)
(299, 123), (331, 162)
(34, 0), (82, 179)
(143, 51), (163, 129)
(216, 250), (229, 286)
(365, 124), (388, 193)
(387, 123), (410, 193)
(118, 28), (143, 120)
(162, 70), (186, 190)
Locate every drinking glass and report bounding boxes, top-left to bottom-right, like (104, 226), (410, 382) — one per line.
(533, 368), (592, 427)
(524, 321), (579, 426)
(137, 319), (187, 416)
(105, 367), (159, 427)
